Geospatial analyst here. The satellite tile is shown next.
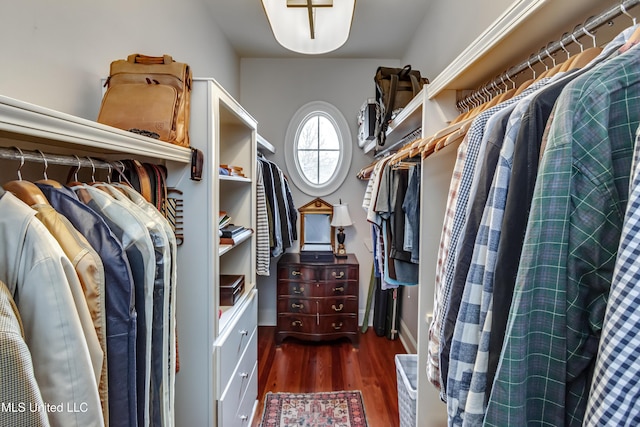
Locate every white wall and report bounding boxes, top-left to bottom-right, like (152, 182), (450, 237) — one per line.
(0, 0), (239, 120)
(402, 0), (514, 80)
(240, 57), (400, 326)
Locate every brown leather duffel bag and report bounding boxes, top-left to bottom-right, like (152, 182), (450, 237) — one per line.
(98, 54), (192, 147)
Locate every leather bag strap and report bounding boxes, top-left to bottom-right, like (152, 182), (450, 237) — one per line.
(127, 54), (173, 65)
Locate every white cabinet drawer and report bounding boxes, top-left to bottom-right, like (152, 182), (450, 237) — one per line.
(219, 330), (257, 427)
(215, 289), (257, 390)
(235, 361), (258, 426)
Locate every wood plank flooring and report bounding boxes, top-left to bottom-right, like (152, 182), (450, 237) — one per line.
(252, 326), (408, 427)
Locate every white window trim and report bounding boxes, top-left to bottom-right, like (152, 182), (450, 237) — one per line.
(284, 100), (353, 196)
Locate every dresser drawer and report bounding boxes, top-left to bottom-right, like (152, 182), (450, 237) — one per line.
(277, 296), (314, 314)
(278, 265), (316, 281)
(277, 313), (317, 334)
(317, 314), (358, 334)
(324, 280), (358, 297)
(319, 265), (355, 281)
(219, 330), (257, 427)
(277, 281), (314, 297)
(317, 297), (358, 315)
(215, 290), (257, 391)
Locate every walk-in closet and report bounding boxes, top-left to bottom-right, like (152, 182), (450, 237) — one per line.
(2, 0), (640, 426)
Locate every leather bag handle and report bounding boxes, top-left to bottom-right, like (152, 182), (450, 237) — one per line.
(127, 54), (173, 65)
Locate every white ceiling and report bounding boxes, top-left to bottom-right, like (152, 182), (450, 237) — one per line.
(206, 0), (434, 58)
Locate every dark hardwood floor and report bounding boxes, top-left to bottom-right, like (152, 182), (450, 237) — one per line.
(252, 326), (408, 427)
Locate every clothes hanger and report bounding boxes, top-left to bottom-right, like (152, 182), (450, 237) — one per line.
(621, 2), (637, 26)
(66, 155), (84, 187)
(4, 180), (51, 206)
(3, 147), (51, 206)
(513, 57), (537, 96)
(34, 149), (64, 188)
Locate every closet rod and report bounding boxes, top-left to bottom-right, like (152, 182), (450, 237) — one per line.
(508, 0), (639, 77)
(0, 146), (117, 170)
(461, 0), (640, 108)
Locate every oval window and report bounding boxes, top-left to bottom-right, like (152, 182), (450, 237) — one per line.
(285, 101), (352, 196)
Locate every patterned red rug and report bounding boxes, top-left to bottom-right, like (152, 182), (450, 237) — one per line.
(259, 390), (368, 427)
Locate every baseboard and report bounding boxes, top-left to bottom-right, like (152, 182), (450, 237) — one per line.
(399, 318), (417, 354)
(258, 308), (277, 326)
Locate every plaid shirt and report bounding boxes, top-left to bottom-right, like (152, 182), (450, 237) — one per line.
(447, 94), (535, 426)
(437, 81), (550, 399)
(485, 45), (640, 427)
(584, 125), (640, 425)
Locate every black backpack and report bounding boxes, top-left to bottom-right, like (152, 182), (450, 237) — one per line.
(374, 65), (428, 146)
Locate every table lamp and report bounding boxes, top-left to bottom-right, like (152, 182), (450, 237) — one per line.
(331, 200), (353, 258)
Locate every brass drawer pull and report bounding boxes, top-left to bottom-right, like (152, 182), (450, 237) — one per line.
(332, 286), (344, 293)
(332, 303), (344, 312)
(293, 287), (305, 294)
(291, 270), (302, 276)
(332, 271), (345, 279)
(332, 322), (343, 330)
(291, 303), (304, 309)
(292, 320), (303, 327)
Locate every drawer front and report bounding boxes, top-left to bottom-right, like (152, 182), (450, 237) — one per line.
(216, 290), (257, 391)
(277, 281), (315, 297)
(317, 314), (358, 334)
(219, 327), (257, 419)
(317, 297), (358, 315)
(319, 265), (355, 281)
(278, 297), (315, 314)
(278, 265), (315, 281)
(235, 361), (258, 426)
(277, 313), (318, 334)
(323, 280), (358, 297)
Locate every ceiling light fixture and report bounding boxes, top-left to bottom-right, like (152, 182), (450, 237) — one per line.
(261, 0), (356, 55)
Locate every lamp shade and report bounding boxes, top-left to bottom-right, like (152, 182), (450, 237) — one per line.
(261, 0), (356, 55)
(331, 203), (353, 227)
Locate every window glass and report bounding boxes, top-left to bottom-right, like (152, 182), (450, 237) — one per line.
(285, 101), (352, 196)
(296, 113), (340, 185)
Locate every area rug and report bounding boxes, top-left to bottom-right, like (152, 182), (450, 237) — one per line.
(259, 390), (368, 427)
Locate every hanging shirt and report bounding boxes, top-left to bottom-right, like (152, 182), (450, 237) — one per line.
(110, 183), (178, 427)
(0, 279), (50, 427)
(31, 202), (108, 422)
(485, 43), (640, 427)
(584, 125), (640, 426)
(256, 159), (270, 275)
(36, 183), (137, 427)
(0, 192), (103, 427)
(434, 79), (550, 399)
(72, 185), (144, 427)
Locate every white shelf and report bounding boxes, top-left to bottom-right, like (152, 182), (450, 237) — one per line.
(0, 95), (191, 163)
(257, 134), (276, 154)
(220, 175), (252, 183)
(219, 230), (254, 256)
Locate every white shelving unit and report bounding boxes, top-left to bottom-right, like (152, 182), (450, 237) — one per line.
(168, 78), (258, 427)
(0, 76), (259, 427)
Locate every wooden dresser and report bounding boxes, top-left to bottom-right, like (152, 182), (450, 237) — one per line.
(276, 253), (359, 347)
